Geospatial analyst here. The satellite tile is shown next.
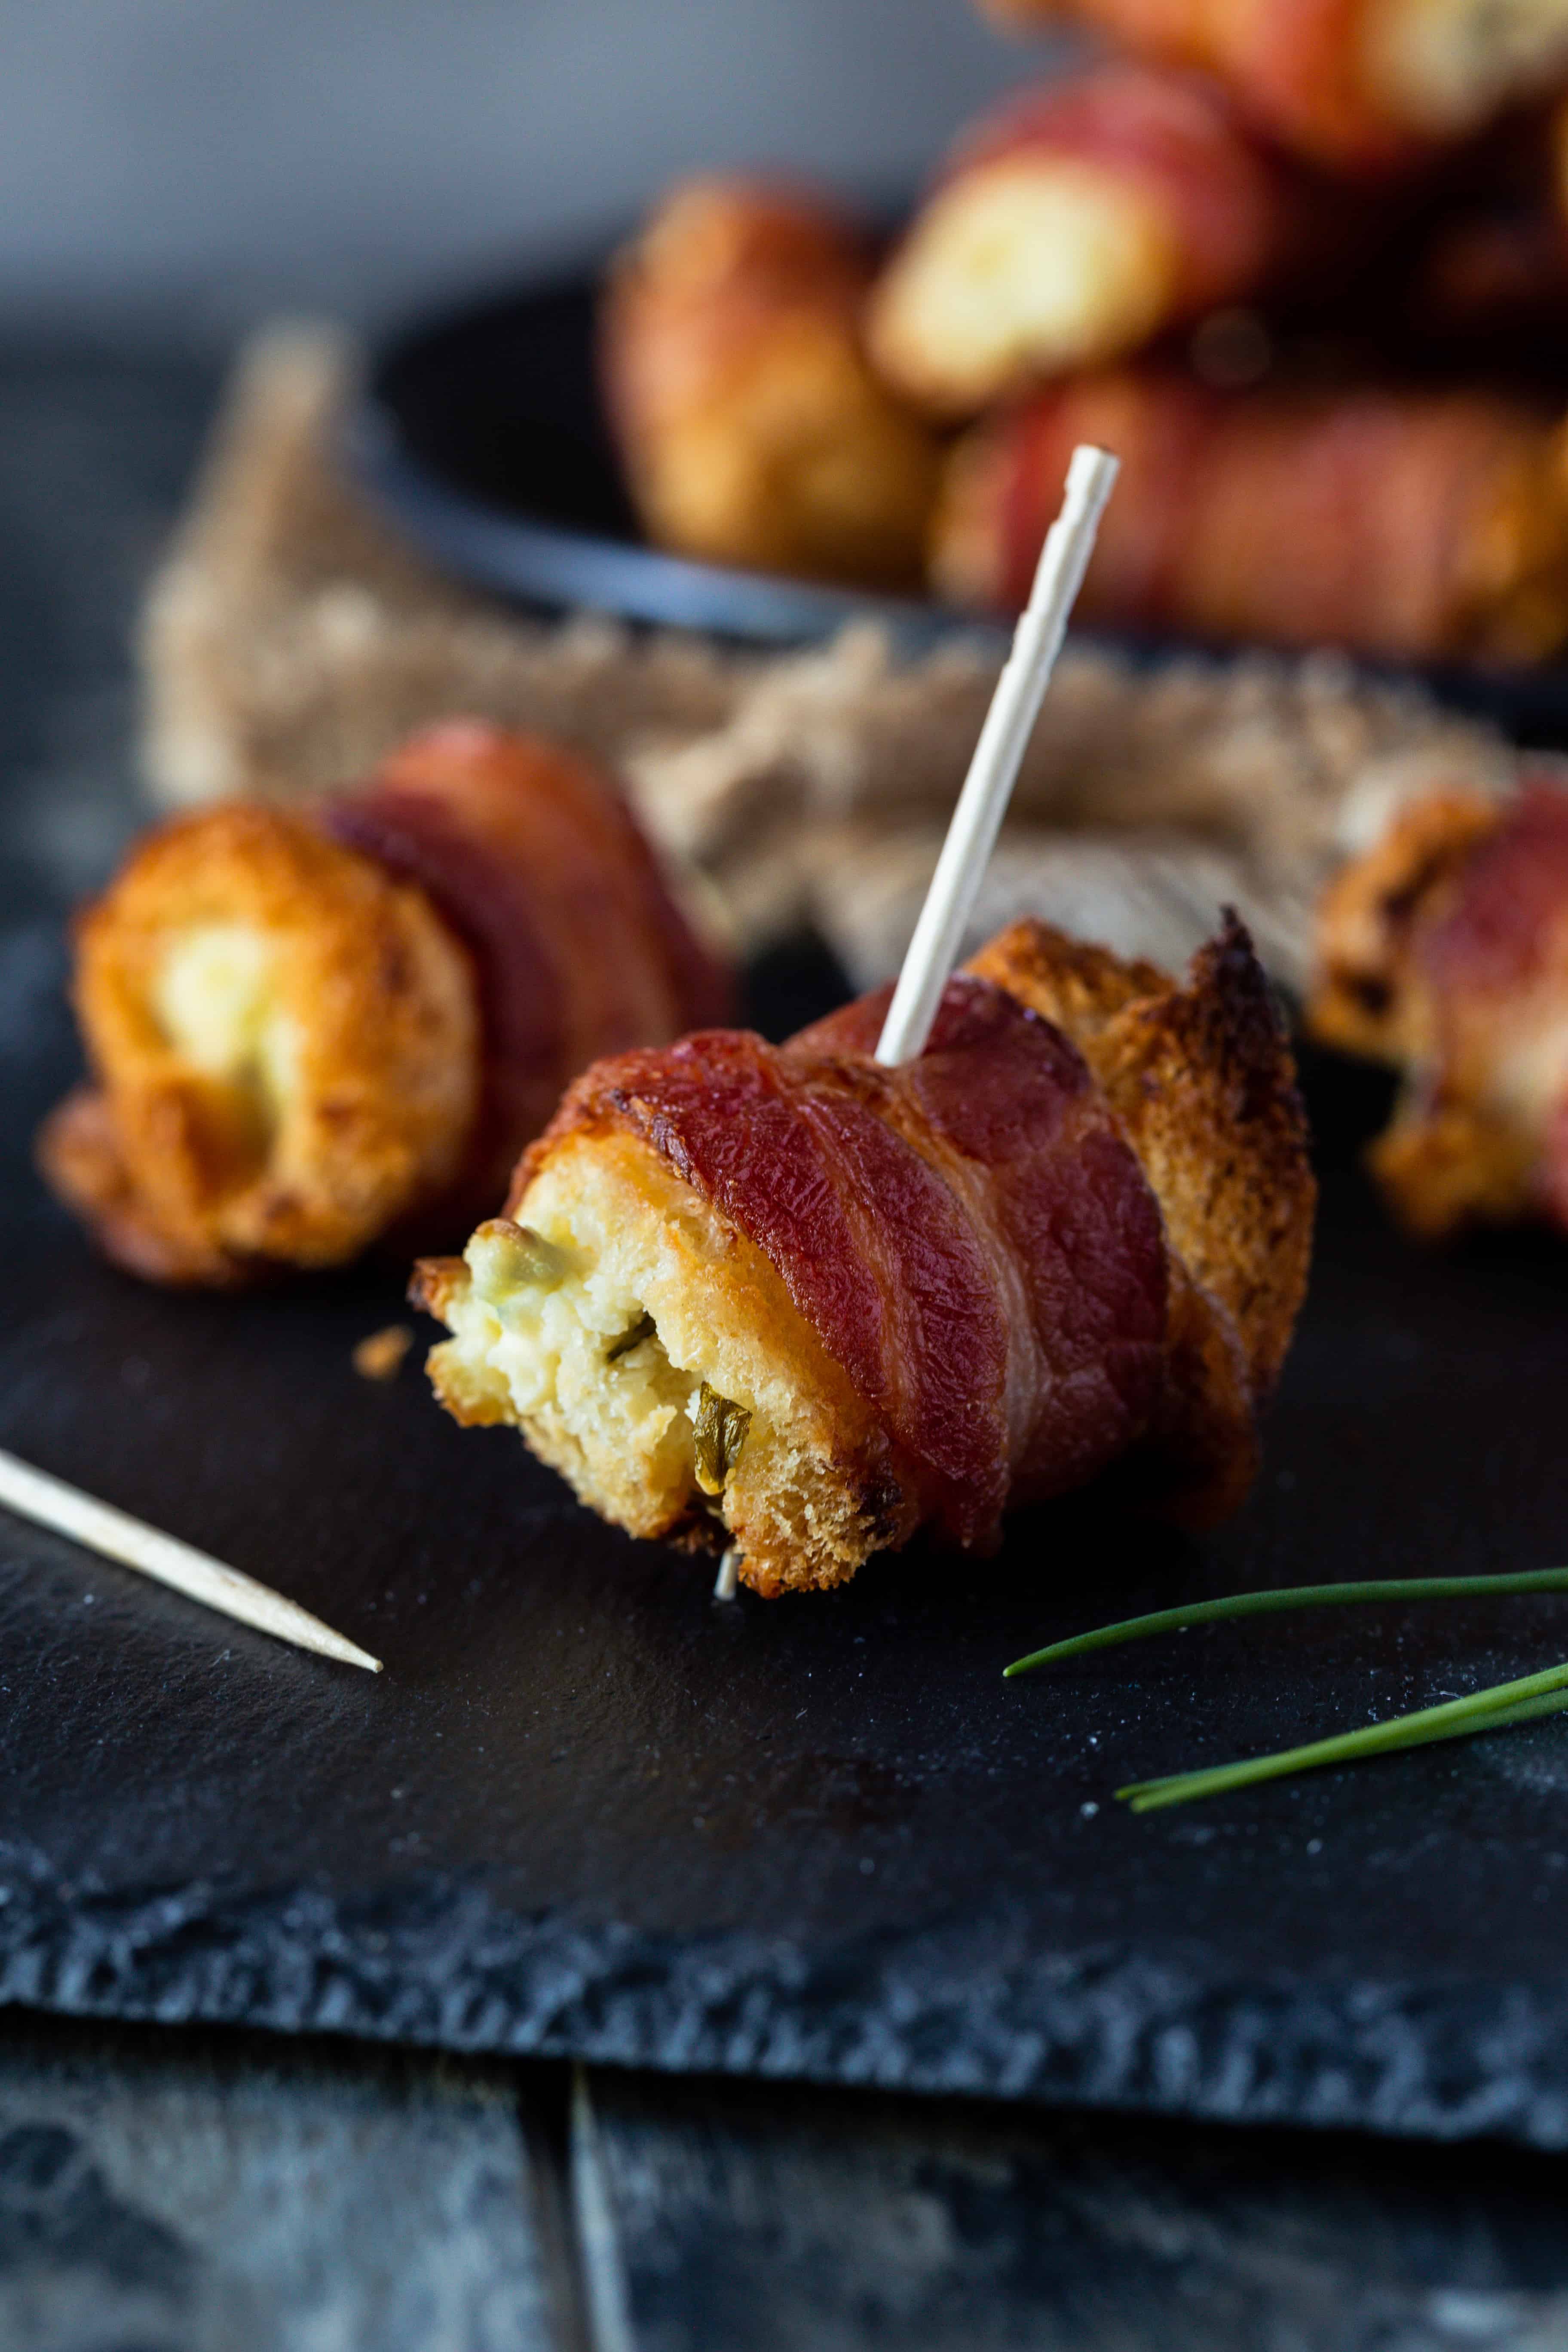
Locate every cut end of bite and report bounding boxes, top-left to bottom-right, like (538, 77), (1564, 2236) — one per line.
(47, 804), (481, 1283)
(868, 158), (1176, 415)
(1361, 0), (1568, 140)
(415, 1130), (914, 1596)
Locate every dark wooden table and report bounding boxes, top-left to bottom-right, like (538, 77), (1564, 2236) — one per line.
(6, 332), (1568, 2351)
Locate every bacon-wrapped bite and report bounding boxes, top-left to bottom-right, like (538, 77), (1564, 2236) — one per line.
(1308, 775), (1568, 1237)
(969, 916), (1315, 1520)
(932, 366), (1568, 664)
(415, 916), (1312, 1595)
(867, 66), (1333, 416)
(975, 0), (1568, 175)
(600, 177), (941, 588)
(38, 721), (732, 1286)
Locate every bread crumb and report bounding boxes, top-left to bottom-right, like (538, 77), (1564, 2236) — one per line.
(353, 1323), (413, 1381)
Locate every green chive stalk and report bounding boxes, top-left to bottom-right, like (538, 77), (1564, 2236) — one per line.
(1118, 1662), (1568, 1812)
(1004, 1567), (1568, 1680)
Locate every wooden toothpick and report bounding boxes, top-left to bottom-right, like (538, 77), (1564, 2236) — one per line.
(713, 1547), (741, 1602)
(876, 444), (1118, 1066)
(0, 1446), (383, 1672)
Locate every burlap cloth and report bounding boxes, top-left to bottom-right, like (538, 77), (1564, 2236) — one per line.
(139, 322), (1526, 994)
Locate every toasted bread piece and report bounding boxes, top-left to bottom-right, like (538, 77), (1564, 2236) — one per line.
(415, 1128), (912, 1596)
(970, 910), (1314, 1402)
(868, 66), (1307, 416)
(601, 178), (940, 588)
(867, 153), (1179, 415)
(1308, 779), (1568, 1240)
(37, 1084), (249, 1287)
(1367, 1100), (1538, 1239)
(966, 920), (1167, 1050)
(1308, 787), (1501, 1067)
(44, 804), (479, 1281)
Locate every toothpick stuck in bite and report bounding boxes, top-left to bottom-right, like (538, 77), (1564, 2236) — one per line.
(875, 444), (1118, 1067)
(0, 1446), (383, 1672)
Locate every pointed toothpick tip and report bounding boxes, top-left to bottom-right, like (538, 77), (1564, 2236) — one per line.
(0, 1446), (383, 1672)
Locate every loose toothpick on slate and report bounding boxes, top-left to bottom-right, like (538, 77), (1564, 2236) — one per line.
(0, 1446), (383, 1671)
(876, 443), (1118, 1067)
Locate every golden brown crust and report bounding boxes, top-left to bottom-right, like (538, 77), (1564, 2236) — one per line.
(600, 177), (940, 588)
(1367, 1099), (1537, 1240)
(1307, 787), (1502, 1066)
(965, 912), (1312, 1528)
(966, 918), (1168, 1045)
(417, 1128), (915, 1596)
(37, 1084), (251, 1288)
(1088, 918), (1315, 1404)
(48, 803), (479, 1282)
(969, 910), (1314, 1403)
(408, 1252), (468, 1325)
(1306, 782), (1568, 1241)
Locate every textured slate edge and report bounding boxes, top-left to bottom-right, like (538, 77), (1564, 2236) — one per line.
(0, 1845), (1563, 2151)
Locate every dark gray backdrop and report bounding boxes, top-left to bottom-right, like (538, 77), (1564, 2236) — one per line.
(0, 0), (1061, 336)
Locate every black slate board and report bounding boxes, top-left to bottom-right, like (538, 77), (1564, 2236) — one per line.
(10, 913), (1568, 2149)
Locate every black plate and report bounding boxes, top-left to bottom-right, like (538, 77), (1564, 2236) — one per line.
(11, 913), (1568, 2148)
(352, 275), (982, 657)
(355, 273), (1568, 736)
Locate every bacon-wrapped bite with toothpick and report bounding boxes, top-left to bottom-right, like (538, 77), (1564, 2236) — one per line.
(932, 366), (1568, 664)
(600, 177), (941, 587)
(414, 915), (1313, 1596)
(974, 0), (1568, 175)
(1308, 773), (1568, 1238)
(867, 65), (1341, 415)
(38, 720), (732, 1286)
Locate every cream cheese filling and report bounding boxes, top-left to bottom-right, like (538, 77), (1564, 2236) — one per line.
(424, 1131), (899, 1588)
(1362, 0), (1568, 134)
(152, 922), (300, 1125)
(873, 161), (1175, 407)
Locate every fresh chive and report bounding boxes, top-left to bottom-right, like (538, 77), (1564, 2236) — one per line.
(1126, 1687), (1568, 1809)
(1003, 1566), (1568, 1680)
(1115, 1659), (1568, 1813)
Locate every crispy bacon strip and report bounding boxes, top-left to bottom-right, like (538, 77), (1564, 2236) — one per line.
(738, 977), (1171, 1531)
(867, 66), (1335, 413)
(1310, 775), (1568, 1236)
(327, 720), (732, 1214)
(490, 975), (1168, 1560)
(932, 365), (1568, 664)
(974, 0), (1568, 174)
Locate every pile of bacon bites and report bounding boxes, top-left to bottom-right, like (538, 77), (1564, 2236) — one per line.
(601, 0), (1568, 667)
